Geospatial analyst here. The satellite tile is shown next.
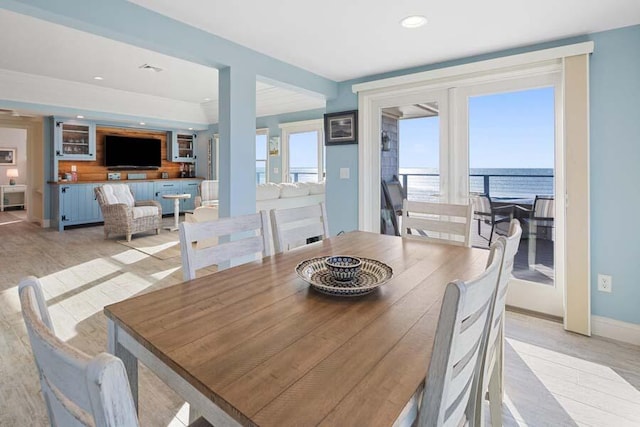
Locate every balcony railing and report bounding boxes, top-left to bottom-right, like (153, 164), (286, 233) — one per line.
(289, 172), (320, 183)
(398, 172), (554, 200)
(256, 171), (320, 184)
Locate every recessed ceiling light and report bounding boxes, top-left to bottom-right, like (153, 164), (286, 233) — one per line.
(76, 115), (84, 119)
(203, 97), (211, 102)
(93, 76), (104, 80)
(400, 15), (427, 29)
(139, 122), (146, 126)
(188, 127), (193, 130)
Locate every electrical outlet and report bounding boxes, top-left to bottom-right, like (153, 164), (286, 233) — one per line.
(597, 274), (612, 293)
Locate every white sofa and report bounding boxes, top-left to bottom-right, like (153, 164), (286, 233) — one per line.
(256, 181), (325, 211)
(186, 181), (325, 250)
(188, 181), (325, 223)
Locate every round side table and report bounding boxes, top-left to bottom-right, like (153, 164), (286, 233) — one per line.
(162, 193), (191, 231)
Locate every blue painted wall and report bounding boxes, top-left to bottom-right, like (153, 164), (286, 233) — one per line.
(325, 84), (360, 236)
(588, 25), (640, 325)
(324, 25), (640, 325)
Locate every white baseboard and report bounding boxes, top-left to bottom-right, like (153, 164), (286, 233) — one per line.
(591, 315), (640, 346)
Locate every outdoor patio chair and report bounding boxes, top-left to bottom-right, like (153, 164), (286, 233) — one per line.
(471, 194), (514, 245)
(517, 195), (555, 239)
(381, 176), (406, 236)
(516, 195), (554, 270)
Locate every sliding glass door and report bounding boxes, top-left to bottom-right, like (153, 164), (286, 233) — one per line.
(458, 74), (564, 317)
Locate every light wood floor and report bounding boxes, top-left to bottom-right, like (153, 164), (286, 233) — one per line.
(1, 210), (639, 426)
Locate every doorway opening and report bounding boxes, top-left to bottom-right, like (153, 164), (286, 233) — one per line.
(380, 101), (442, 236)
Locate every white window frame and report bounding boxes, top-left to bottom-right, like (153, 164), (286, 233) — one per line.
(456, 73), (565, 318)
(279, 119), (324, 183)
(355, 41), (593, 334)
(256, 128), (269, 183)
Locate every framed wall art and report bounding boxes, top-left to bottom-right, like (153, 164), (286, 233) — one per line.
(269, 136), (280, 156)
(324, 110), (358, 145)
(0, 148), (16, 165)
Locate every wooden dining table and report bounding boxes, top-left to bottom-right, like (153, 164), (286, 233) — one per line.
(104, 231), (488, 427)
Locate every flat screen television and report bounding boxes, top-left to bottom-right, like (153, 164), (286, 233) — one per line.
(104, 135), (162, 169)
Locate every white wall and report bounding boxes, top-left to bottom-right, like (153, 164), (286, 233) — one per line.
(0, 127), (27, 185)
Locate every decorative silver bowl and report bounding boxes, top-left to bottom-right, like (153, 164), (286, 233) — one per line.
(324, 255), (362, 281)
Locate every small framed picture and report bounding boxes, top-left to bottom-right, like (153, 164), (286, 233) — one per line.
(269, 136), (280, 156)
(0, 148), (16, 165)
(324, 110), (358, 145)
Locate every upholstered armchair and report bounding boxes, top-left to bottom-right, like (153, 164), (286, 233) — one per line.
(94, 184), (162, 241)
(194, 180), (219, 208)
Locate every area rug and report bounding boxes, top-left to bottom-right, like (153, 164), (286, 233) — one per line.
(117, 232), (181, 260)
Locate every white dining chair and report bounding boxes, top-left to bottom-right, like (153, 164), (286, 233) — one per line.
(402, 199), (473, 247)
(476, 219), (522, 427)
(179, 210), (273, 281)
(270, 202), (329, 253)
(20, 276), (213, 427)
(417, 240), (504, 427)
(19, 276), (139, 427)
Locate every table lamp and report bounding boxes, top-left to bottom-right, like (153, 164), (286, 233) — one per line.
(6, 168), (18, 185)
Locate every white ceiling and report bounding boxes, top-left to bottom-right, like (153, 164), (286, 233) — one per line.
(1, 1), (639, 125)
(129, 0), (640, 81)
(0, 9), (324, 124)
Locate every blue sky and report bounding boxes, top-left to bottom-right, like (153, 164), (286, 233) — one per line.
(399, 86), (555, 169)
(288, 131), (318, 168)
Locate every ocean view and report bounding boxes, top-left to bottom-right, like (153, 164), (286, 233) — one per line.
(400, 167), (554, 200)
(258, 167), (554, 200)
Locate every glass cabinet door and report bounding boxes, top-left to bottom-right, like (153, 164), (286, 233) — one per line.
(177, 134), (194, 159)
(55, 120), (96, 160)
(62, 123), (90, 155)
(169, 131), (196, 162)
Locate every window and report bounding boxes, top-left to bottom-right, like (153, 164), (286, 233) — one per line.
(211, 130), (268, 184)
(256, 128), (268, 184)
(280, 119), (324, 183)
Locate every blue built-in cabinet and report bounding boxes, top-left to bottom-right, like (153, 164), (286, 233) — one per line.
(52, 183), (103, 231)
(153, 180), (199, 214)
(154, 181), (180, 214)
(52, 179), (201, 231)
(181, 180), (199, 211)
(128, 181), (155, 201)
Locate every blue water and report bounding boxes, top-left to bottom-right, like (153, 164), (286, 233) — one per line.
(400, 168), (554, 200)
(258, 167), (554, 200)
